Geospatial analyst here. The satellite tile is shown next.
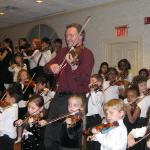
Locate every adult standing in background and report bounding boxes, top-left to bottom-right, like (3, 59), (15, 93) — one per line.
(0, 38), (13, 91)
(51, 38), (63, 59)
(44, 23), (94, 150)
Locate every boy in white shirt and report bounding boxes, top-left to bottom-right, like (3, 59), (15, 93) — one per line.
(0, 86), (23, 150)
(86, 74), (105, 150)
(90, 99), (127, 150)
(103, 67), (119, 103)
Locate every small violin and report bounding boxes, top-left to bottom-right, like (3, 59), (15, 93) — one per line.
(66, 112), (82, 127)
(110, 80), (129, 87)
(24, 80), (36, 88)
(24, 47), (35, 56)
(16, 111), (44, 127)
(89, 84), (102, 92)
(83, 121), (119, 136)
(39, 88), (50, 96)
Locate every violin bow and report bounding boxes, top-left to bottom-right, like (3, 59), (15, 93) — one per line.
(128, 90), (150, 106)
(59, 16), (91, 70)
(23, 73), (36, 94)
(133, 131), (150, 146)
(42, 110), (81, 127)
(103, 79), (119, 92)
(0, 92), (7, 101)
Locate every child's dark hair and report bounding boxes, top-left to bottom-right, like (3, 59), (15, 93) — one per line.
(36, 76), (47, 85)
(132, 75), (147, 86)
(28, 94), (44, 108)
(14, 53), (23, 58)
(91, 74), (103, 82)
(7, 85), (23, 103)
(106, 67), (118, 80)
(139, 68), (149, 78)
(98, 62), (109, 75)
(42, 37), (51, 45)
(54, 38), (62, 45)
(107, 67), (118, 75)
(118, 59), (131, 70)
(13, 53), (23, 63)
(126, 85), (140, 97)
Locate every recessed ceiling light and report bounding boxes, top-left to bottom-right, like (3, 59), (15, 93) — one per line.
(36, 0), (44, 3)
(0, 12), (5, 16)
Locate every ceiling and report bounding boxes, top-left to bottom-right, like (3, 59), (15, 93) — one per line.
(0, 0), (119, 28)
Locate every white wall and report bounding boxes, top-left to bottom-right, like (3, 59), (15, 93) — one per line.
(0, 0), (150, 73)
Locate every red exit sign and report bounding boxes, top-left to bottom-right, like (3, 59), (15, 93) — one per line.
(115, 25), (128, 37)
(144, 17), (150, 24)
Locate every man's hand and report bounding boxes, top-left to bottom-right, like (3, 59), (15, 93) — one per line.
(50, 64), (61, 74)
(65, 53), (74, 65)
(65, 53), (78, 70)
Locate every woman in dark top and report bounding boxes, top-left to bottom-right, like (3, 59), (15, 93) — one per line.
(0, 38), (13, 91)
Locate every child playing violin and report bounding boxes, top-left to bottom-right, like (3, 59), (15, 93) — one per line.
(90, 99), (127, 150)
(8, 53), (27, 83)
(59, 94), (84, 150)
(117, 59), (133, 83)
(15, 94), (45, 150)
(126, 76), (150, 150)
(128, 107), (150, 150)
(39, 94), (84, 150)
(86, 74), (105, 150)
(15, 69), (34, 143)
(123, 86), (140, 133)
(0, 86), (23, 150)
(17, 69), (34, 117)
(103, 67), (119, 103)
(34, 76), (55, 110)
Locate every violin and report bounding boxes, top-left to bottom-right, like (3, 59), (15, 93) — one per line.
(128, 89), (150, 107)
(89, 84), (102, 92)
(40, 88), (50, 96)
(16, 111), (44, 127)
(24, 80), (36, 88)
(23, 73), (36, 94)
(24, 47), (35, 56)
(66, 112), (82, 127)
(110, 79), (129, 88)
(83, 121), (119, 136)
(68, 45), (83, 66)
(103, 79), (128, 92)
(42, 110), (81, 127)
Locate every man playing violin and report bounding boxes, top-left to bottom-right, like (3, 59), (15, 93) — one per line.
(44, 23), (94, 150)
